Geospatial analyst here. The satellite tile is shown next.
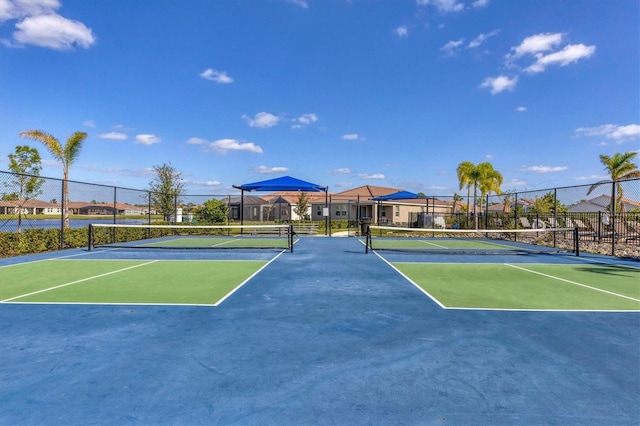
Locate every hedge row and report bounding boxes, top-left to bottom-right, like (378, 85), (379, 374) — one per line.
(0, 228), (88, 258)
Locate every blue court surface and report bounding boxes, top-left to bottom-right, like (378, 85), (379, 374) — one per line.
(1, 237), (638, 425)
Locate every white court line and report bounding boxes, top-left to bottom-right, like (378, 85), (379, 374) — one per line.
(1, 260), (158, 303)
(504, 263), (640, 303)
(418, 240), (449, 249)
(371, 250), (447, 309)
(214, 248), (288, 306)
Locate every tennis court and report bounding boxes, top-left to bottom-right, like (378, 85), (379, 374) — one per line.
(1, 232), (638, 425)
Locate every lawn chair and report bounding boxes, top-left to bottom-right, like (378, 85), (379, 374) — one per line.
(624, 221), (640, 242)
(574, 219), (596, 241)
(547, 217), (561, 228)
(532, 218), (546, 229)
(519, 217), (532, 229)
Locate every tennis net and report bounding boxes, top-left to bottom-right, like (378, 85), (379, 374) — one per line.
(88, 223), (295, 251)
(364, 225), (579, 255)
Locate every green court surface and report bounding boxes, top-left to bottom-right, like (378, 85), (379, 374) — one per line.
(394, 262), (640, 310)
(0, 259), (267, 305)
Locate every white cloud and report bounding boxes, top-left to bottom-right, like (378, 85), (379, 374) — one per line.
(395, 26), (408, 37)
(575, 174), (609, 182)
(525, 43), (596, 73)
(99, 132), (127, 141)
(243, 112), (280, 128)
(468, 30), (499, 49)
(0, 0), (60, 22)
(200, 68), (234, 84)
(332, 168), (351, 175)
(83, 120), (95, 128)
(515, 106), (527, 112)
(209, 138), (263, 154)
(358, 173), (385, 180)
(257, 165), (289, 174)
(479, 75), (518, 94)
(296, 113), (318, 125)
(505, 33), (596, 74)
(12, 13), (95, 50)
(187, 179), (222, 188)
(186, 137), (207, 145)
(521, 165), (568, 173)
(510, 32), (564, 58)
(502, 178), (527, 188)
(135, 134), (160, 145)
(342, 133), (359, 141)
(575, 124), (640, 142)
(285, 0), (308, 8)
(417, 0), (464, 13)
(441, 39), (463, 55)
(472, 0), (489, 7)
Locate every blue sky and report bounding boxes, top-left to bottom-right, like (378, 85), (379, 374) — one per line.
(1, 0), (638, 196)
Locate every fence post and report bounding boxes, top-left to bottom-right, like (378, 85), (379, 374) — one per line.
(611, 181), (616, 256)
(59, 179), (65, 249)
(113, 187), (117, 224)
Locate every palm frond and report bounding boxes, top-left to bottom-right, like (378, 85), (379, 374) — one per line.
(19, 130), (63, 159)
(64, 132), (88, 163)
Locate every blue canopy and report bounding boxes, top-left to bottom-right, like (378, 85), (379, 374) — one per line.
(372, 190), (421, 201)
(235, 176), (327, 192)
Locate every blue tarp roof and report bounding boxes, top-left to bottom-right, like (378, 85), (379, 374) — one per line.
(235, 176), (327, 192)
(372, 190), (421, 201)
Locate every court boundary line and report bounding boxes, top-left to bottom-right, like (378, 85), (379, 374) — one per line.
(504, 263), (640, 303)
(1, 260), (158, 303)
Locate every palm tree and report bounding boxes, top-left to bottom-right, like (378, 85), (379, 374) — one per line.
(457, 161), (475, 219)
(19, 130), (88, 228)
(587, 152), (640, 212)
(457, 161), (503, 228)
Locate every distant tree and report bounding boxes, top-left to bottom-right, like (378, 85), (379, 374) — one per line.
(529, 191), (568, 215)
(19, 130), (88, 228)
(587, 152), (640, 212)
(452, 193), (463, 214)
(148, 162), (185, 221)
(7, 145), (45, 232)
(293, 192), (310, 221)
(193, 198), (228, 224)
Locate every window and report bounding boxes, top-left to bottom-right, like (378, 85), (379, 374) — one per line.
(395, 206), (400, 217)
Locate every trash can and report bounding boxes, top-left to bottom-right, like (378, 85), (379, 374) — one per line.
(359, 218), (371, 236)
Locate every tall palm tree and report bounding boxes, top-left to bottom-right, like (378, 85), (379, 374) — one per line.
(587, 152), (640, 212)
(19, 130), (88, 228)
(457, 161), (503, 228)
(457, 161), (475, 218)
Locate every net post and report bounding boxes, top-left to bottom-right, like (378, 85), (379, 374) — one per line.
(289, 224), (294, 253)
(88, 224), (93, 251)
(574, 227), (580, 256)
(365, 224), (371, 254)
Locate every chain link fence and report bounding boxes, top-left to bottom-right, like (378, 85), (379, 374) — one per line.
(1, 170), (639, 257)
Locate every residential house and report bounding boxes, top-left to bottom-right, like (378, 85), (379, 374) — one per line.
(568, 194), (640, 213)
(0, 199), (62, 215)
(262, 191), (328, 221)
